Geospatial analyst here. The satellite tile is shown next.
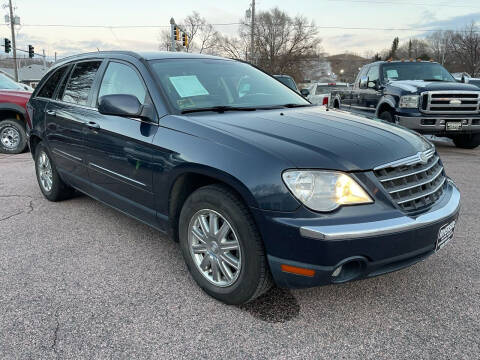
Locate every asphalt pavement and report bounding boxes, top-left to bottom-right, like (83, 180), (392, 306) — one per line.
(0, 139), (479, 359)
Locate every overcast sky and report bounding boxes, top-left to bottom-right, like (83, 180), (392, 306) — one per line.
(3, 0), (480, 60)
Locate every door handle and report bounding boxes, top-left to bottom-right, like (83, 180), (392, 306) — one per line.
(46, 110), (56, 116)
(86, 121), (100, 129)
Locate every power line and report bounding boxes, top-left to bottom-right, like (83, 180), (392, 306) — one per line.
(0, 22), (478, 32)
(326, 0), (480, 8)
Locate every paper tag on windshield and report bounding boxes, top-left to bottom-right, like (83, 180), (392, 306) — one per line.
(169, 75), (209, 98)
(386, 69), (399, 79)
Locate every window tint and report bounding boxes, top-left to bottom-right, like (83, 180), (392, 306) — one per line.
(62, 61), (101, 105)
(98, 62), (146, 103)
(37, 66), (68, 98)
(367, 65), (379, 83)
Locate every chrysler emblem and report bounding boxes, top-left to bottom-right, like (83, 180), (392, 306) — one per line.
(449, 99), (462, 105)
(419, 152), (428, 163)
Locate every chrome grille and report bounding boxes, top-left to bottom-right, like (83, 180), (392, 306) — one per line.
(420, 91), (480, 114)
(374, 150), (446, 214)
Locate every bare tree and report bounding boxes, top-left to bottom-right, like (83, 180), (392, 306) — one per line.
(447, 22), (480, 77)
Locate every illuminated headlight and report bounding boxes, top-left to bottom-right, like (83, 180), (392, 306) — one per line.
(399, 95), (419, 108)
(282, 170), (373, 212)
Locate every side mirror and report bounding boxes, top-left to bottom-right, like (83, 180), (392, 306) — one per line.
(359, 76), (368, 89)
(99, 94), (152, 120)
(300, 88), (310, 97)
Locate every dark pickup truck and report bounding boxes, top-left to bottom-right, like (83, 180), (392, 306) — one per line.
(331, 60), (480, 149)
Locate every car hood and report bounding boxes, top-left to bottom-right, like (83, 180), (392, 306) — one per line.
(0, 89), (32, 99)
(177, 106), (432, 171)
(387, 80), (480, 93)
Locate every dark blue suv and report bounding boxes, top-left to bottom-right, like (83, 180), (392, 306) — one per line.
(27, 51), (460, 304)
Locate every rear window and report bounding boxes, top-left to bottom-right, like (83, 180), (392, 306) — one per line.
(37, 66), (69, 99)
(62, 61), (101, 106)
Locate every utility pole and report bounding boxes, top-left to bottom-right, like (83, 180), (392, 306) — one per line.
(42, 49), (46, 70)
(170, 18), (176, 52)
(8, 0), (18, 82)
(250, 0), (255, 64)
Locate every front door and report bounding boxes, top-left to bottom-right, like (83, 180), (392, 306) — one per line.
(84, 61), (158, 224)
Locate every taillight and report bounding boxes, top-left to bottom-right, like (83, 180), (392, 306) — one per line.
(322, 97), (328, 106)
(26, 103), (33, 129)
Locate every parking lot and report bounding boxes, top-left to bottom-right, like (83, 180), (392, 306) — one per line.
(0, 140), (479, 359)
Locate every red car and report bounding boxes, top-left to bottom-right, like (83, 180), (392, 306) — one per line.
(0, 89), (31, 154)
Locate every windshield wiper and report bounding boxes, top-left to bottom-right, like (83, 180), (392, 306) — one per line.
(422, 79), (449, 82)
(280, 103), (313, 108)
(181, 106), (257, 114)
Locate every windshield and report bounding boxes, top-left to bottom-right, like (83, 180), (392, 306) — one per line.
(275, 76), (298, 91)
(149, 59), (308, 112)
(382, 62), (455, 82)
(0, 74), (23, 90)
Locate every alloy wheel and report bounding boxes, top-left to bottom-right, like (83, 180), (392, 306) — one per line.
(0, 126), (20, 150)
(188, 209), (242, 287)
(38, 151), (53, 192)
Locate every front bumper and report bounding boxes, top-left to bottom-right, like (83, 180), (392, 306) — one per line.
(262, 180), (460, 288)
(396, 114), (480, 134)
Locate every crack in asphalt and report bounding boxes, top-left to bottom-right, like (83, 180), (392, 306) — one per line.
(0, 195), (36, 222)
(51, 310), (60, 359)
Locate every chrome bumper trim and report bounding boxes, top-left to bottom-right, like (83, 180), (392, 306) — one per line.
(300, 180), (460, 241)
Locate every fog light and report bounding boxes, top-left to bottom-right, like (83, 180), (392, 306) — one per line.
(332, 265), (343, 277)
(439, 119), (445, 125)
(462, 119), (468, 125)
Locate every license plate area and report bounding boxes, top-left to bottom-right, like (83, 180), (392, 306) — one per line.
(436, 219), (456, 251)
(446, 122), (462, 131)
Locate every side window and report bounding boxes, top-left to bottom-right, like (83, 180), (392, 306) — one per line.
(355, 66), (368, 88)
(37, 66), (68, 99)
(98, 62), (146, 104)
(367, 65), (379, 83)
(62, 61), (102, 106)
(315, 86), (324, 95)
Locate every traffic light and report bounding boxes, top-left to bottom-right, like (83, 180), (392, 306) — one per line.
(182, 33), (188, 47)
(174, 26), (180, 41)
(28, 44), (34, 58)
(4, 38), (11, 53)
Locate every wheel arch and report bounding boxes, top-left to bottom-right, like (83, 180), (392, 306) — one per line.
(0, 103), (27, 126)
(166, 166), (258, 242)
(375, 96), (396, 117)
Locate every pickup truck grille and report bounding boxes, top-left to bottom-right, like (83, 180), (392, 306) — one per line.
(374, 150), (446, 214)
(420, 91), (480, 114)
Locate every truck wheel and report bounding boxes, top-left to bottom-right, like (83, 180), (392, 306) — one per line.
(0, 119), (27, 154)
(178, 184), (272, 305)
(452, 134), (480, 149)
(379, 111), (394, 123)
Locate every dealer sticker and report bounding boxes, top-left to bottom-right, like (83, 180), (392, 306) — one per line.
(436, 219), (456, 251)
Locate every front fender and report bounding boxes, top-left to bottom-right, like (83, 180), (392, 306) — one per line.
(375, 95), (397, 117)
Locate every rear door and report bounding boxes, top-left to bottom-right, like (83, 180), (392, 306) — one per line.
(84, 60), (158, 223)
(360, 64), (381, 117)
(350, 65), (369, 113)
(45, 60), (103, 186)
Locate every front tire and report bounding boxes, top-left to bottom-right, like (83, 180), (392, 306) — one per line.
(178, 184), (272, 304)
(34, 142), (75, 201)
(452, 133), (480, 149)
(0, 119), (27, 154)
(379, 110), (395, 123)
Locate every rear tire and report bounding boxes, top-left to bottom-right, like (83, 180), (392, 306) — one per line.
(34, 142), (75, 201)
(379, 110), (395, 123)
(178, 184), (272, 305)
(452, 133), (480, 149)
(0, 119), (27, 154)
